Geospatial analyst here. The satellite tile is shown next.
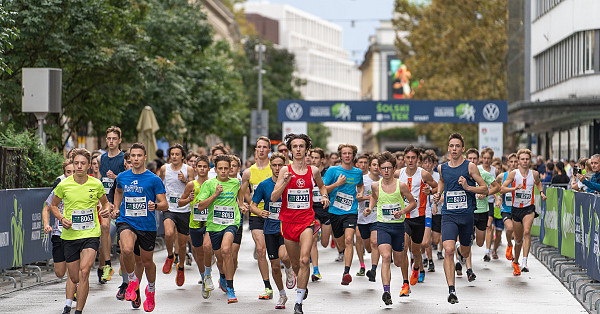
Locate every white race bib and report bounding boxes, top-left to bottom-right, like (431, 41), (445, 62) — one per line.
(287, 189), (310, 210)
(514, 189), (532, 205)
(504, 193), (513, 207)
(168, 192), (182, 209)
(71, 208), (95, 230)
(213, 205), (235, 225)
(192, 203), (208, 222)
(333, 191), (354, 211)
(381, 203), (402, 222)
(57, 219), (63, 233)
(312, 187), (322, 202)
(268, 202), (281, 220)
(125, 196), (147, 217)
(446, 191), (468, 210)
(102, 177), (114, 195)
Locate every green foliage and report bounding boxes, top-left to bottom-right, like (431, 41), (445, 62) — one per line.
(376, 127), (416, 142)
(308, 123), (331, 150)
(0, 125), (63, 188)
(0, 3), (19, 75)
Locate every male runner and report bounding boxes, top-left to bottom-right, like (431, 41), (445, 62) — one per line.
(159, 144), (195, 285)
(364, 151), (416, 305)
(397, 145), (438, 290)
(394, 151), (405, 170)
(480, 147), (500, 262)
(97, 126), (126, 283)
(271, 133), (330, 314)
(179, 155), (215, 298)
(309, 148), (329, 281)
(354, 154), (370, 277)
(277, 143), (290, 164)
(197, 155), (248, 303)
(496, 153), (518, 261)
(112, 143), (168, 312)
(229, 155), (244, 274)
(421, 151), (441, 270)
(208, 144), (228, 179)
(251, 152), (296, 309)
(502, 149), (546, 275)
(432, 133), (488, 304)
(50, 148), (110, 314)
(43, 160), (76, 314)
(323, 144), (364, 286)
(359, 154), (381, 282)
(241, 136), (274, 299)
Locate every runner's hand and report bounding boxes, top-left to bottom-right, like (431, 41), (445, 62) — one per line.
(282, 171), (292, 183)
(541, 192), (547, 201)
(110, 209), (119, 219)
(393, 210), (403, 219)
(515, 184), (523, 190)
(148, 200), (156, 211)
(364, 207), (372, 216)
(336, 174), (346, 186)
(215, 184), (223, 196)
(99, 207), (110, 218)
(107, 170), (116, 180)
(458, 176), (467, 188)
(62, 218), (72, 230)
(178, 170), (186, 183)
(432, 205), (438, 215)
(321, 197), (330, 208)
(239, 203), (249, 214)
(495, 199), (502, 208)
(259, 210), (270, 219)
(423, 185), (431, 195)
(476, 194), (486, 200)
(433, 192), (441, 203)
(44, 224), (52, 234)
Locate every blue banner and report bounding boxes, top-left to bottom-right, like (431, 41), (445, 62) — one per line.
(278, 100), (508, 123)
(588, 195), (600, 281)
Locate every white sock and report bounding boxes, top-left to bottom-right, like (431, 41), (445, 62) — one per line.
(485, 249), (490, 254)
(147, 282), (155, 292)
(522, 256), (528, 266)
(296, 288), (306, 304)
(127, 272), (136, 282)
(422, 253), (427, 260)
(280, 289), (286, 297)
(65, 299), (73, 307)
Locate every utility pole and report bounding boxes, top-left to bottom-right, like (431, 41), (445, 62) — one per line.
(255, 44), (266, 112)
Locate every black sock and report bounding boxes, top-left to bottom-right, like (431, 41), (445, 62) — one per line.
(264, 280), (272, 289)
(413, 266), (419, 271)
(178, 264), (184, 270)
(220, 273), (226, 279)
(75, 311), (82, 314)
(168, 254), (174, 259)
(344, 266), (350, 274)
(467, 268), (472, 273)
(227, 279), (234, 290)
(339, 249), (345, 254)
(105, 260), (111, 267)
(403, 279), (409, 285)
(420, 270), (425, 274)
(175, 253), (179, 258)
(371, 264), (377, 272)
(449, 285), (456, 293)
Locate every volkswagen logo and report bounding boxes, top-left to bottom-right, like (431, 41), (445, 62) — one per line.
(285, 102), (303, 121)
(483, 103), (500, 121)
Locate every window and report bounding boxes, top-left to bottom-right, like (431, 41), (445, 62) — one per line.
(536, 0), (563, 19)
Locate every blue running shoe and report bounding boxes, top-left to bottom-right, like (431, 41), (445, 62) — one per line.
(219, 277), (227, 293)
(227, 287), (238, 303)
(418, 271), (425, 283)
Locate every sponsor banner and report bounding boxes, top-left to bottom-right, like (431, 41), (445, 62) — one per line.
(561, 190), (576, 258)
(575, 192), (594, 268)
(478, 122), (503, 156)
(532, 186), (542, 237)
(543, 188), (560, 248)
(588, 195), (600, 281)
(278, 100), (508, 123)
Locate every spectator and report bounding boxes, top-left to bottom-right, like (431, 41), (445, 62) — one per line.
(551, 161), (570, 185)
(541, 161), (554, 183)
(571, 158), (591, 191)
(536, 156), (546, 174)
(155, 148), (165, 169)
(578, 154), (600, 193)
(146, 161), (158, 175)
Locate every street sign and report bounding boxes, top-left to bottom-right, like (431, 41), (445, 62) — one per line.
(282, 122), (307, 141)
(479, 122), (503, 155)
(250, 109), (269, 144)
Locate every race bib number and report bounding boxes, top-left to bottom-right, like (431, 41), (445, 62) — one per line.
(168, 193), (182, 209)
(71, 208), (95, 230)
(381, 203), (402, 222)
(213, 205), (235, 225)
(504, 193), (513, 207)
(125, 196), (147, 217)
(268, 202), (281, 220)
(287, 189), (310, 210)
(446, 191), (468, 210)
(192, 203), (208, 222)
(102, 177), (114, 195)
(333, 192), (354, 211)
(312, 187), (322, 202)
(57, 219), (63, 233)
(514, 189), (532, 205)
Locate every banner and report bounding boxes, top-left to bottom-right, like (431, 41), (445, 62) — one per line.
(532, 186), (542, 236)
(588, 195), (600, 281)
(478, 122), (503, 156)
(0, 188), (53, 270)
(543, 188), (560, 248)
(278, 100), (508, 123)
(575, 192), (594, 268)
(561, 190), (576, 258)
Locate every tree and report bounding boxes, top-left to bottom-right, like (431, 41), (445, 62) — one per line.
(394, 0), (509, 152)
(0, 3), (18, 75)
(308, 123), (331, 151)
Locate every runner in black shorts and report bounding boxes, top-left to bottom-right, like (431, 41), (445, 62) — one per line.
(309, 148), (329, 281)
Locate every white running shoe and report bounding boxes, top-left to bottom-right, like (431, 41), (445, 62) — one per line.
(201, 280), (210, 299)
(204, 274), (215, 291)
(275, 295), (288, 309)
(286, 269), (296, 289)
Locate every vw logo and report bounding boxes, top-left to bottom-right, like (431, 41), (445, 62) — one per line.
(296, 178), (306, 188)
(483, 103), (500, 121)
(285, 102), (303, 121)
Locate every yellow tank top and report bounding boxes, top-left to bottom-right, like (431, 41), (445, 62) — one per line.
(249, 162), (273, 213)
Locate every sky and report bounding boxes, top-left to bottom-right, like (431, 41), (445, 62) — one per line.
(245, 0), (396, 64)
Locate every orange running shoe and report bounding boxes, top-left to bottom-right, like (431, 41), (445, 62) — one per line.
(512, 261), (521, 276)
(162, 256), (174, 274)
(409, 269), (419, 286)
(506, 245), (514, 261)
(399, 283), (411, 296)
(176, 263), (185, 286)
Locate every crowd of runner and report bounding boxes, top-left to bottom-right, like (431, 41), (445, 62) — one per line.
(43, 126), (560, 313)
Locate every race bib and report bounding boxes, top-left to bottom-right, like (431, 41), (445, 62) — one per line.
(312, 187), (322, 202)
(213, 205), (235, 225)
(192, 203), (208, 222)
(268, 202), (281, 220)
(125, 196), (147, 217)
(57, 219), (63, 233)
(102, 177), (114, 195)
(504, 193), (513, 207)
(287, 189), (310, 210)
(446, 191), (468, 210)
(333, 192), (354, 211)
(514, 189), (532, 205)
(251, 184), (258, 199)
(71, 208), (95, 230)
(381, 203), (402, 222)
(168, 192), (182, 209)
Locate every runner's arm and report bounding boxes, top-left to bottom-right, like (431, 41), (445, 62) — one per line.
(158, 164), (166, 181)
(237, 188), (248, 214)
(533, 170), (547, 201)
(364, 182), (378, 216)
(501, 171), (519, 191)
(312, 165), (330, 208)
(42, 203), (52, 234)
(112, 187), (123, 218)
(98, 195), (111, 218)
(422, 170), (439, 192)
(241, 168), (252, 204)
(271, 167), (290, 202)
(356, 183), (364, 199)
(467, 163), (490, 195)
(178, 181), (194, 207)
(155, 194), (168, 211)
(487, 180), (501, 196)
(433, 164), (444, 203)
(399, 182), (417, 215)
(187, 166), (195, 183)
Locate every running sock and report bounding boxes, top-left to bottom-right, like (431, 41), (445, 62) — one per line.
(383, 285), (390, 292)
(220, 273), (226, 280)
(147, 282), (155, 293)
(204, 266), (212, 277)
(360, 263), (365, 269)
(403, 280), (409, 285)
(449, 285), (456, 294)
(121, 268), (128, 284)
(127, 272), (136, 282)
(371, 264), (377, 272)
(422, 253), (427, 260)
(313, 266), (319, 273)
(65, 299), (73, 307)
(75, 311), (82, 314)
(264, 280), (272, 289)
(279, 289), (286, 297)
(339, 249), (345, 254)
(344, 266), (350, 274)
(296, 289), (306, 304)
(178, 264), (184, 271)
(227, 280), (234, 290)
(168, 254), (174, 259)
(522, 256), (528, 266)
(105, 260), (111, 267)
(485, 249), (490, 254)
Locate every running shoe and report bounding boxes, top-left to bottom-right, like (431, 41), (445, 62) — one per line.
(341, 273), (352, 285)
(62, 306), (71, 314)
(219, 277), (227, 292)
(304, 287), (309, 300)
(201, 280), (210, 299)
(162, 256), (174, 274)
(334, 252), (344, 262)
(186, 251), (193, 266)
(428, 259), (435, 272)
(456, 243), (466, 264)
(176, 263), (185, 286)
(492, 249), (499, 259)
(483, 253), (491, 262)
(512, 261), (521, 276)
(174, 254), (179, 266)
(331, 239), (336, 248)
(286, 268), (297, 289)
(437, 251), (444, 260)
(276, 295), (288, 309)
(409, 268), (419, 285)
(205, 274), (215, 291)
(132, 287), (141, 309)
(366, 270), (376, 282)
(98, 268), (106, 284)
(506, 245), (514, 261)
(356, 268), (365, 276)
(143, 286), (155, 312)
(227, 287), (238, 304)
(522, 266), (529, 272)
(102, 265), (114, 282)
(125, 278), (140, 301)
(382, 291), (392, 305)
(294, 303), (303, 314)
(116, 282), (128, 300)
(259, 288), (273, 300)
(311, 272), (322, 282)
(399, 283), (411, 296)
(211, 254), (216, 266)
(418, 271), (425, 283)
(455, 262), (463, 276)
(448, 292), (459, 304)
(466, 269), (476, 282)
